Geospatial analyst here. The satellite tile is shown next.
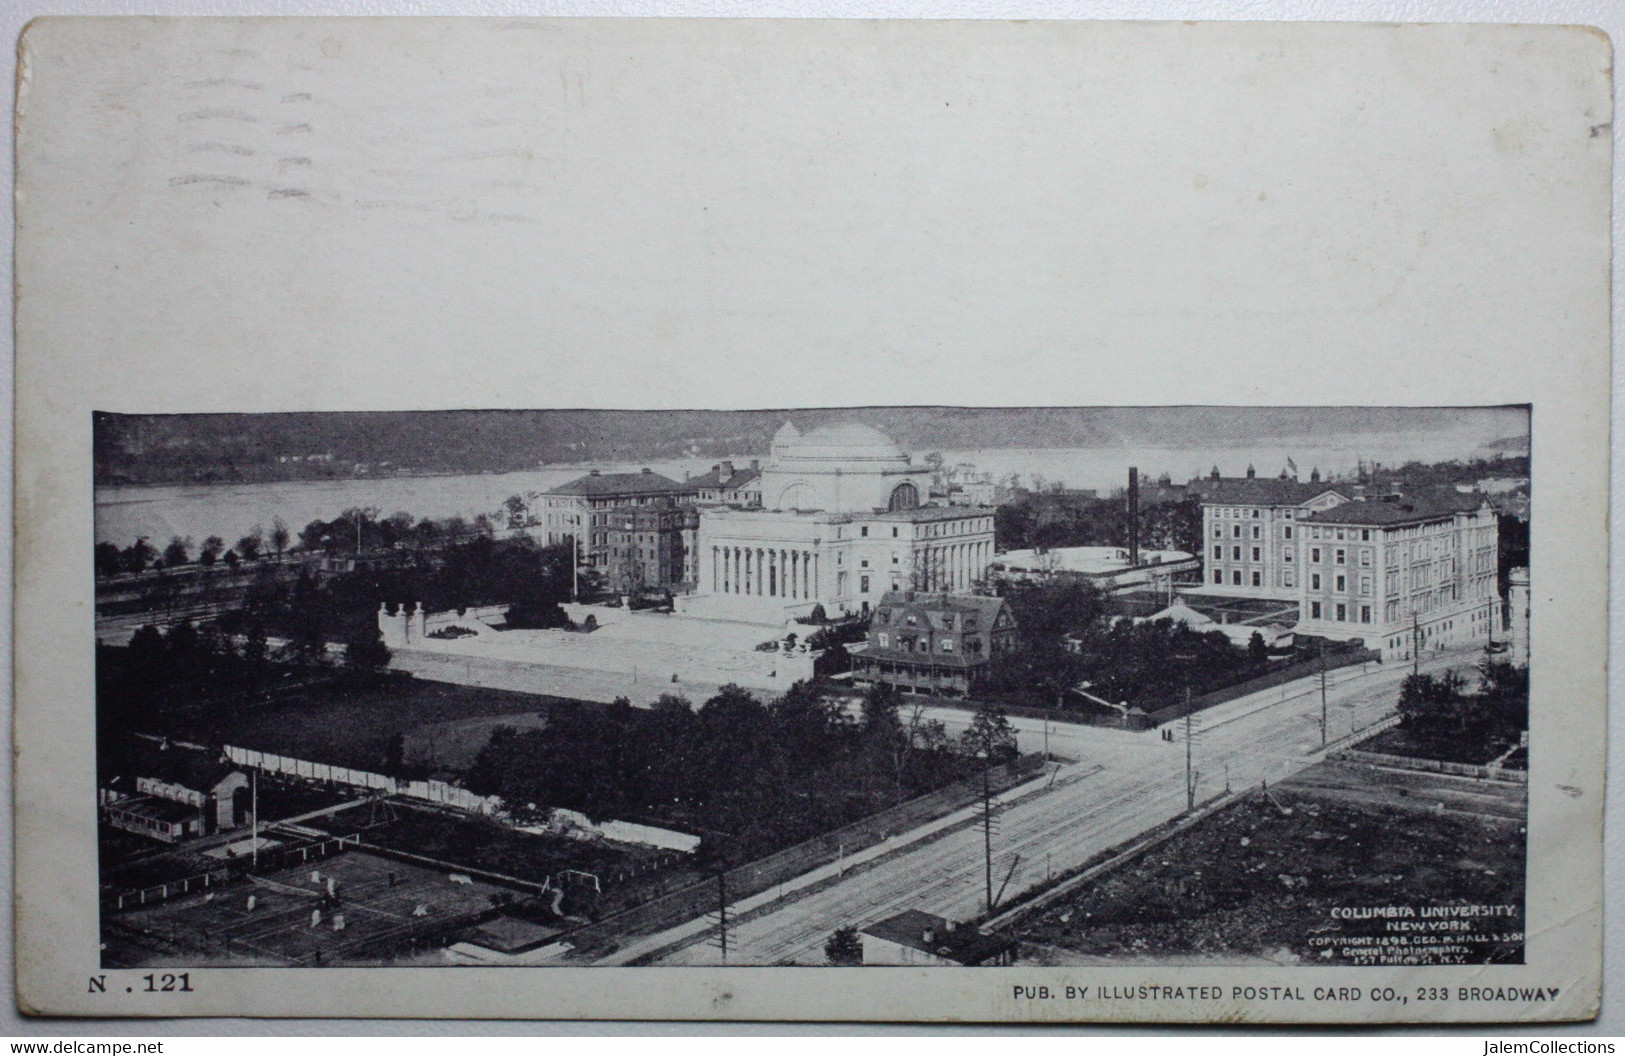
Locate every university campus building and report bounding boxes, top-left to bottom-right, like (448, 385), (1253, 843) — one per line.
(688, 460), (763, 507)
(1192, 468), (1501, 661)
(1292, 492), (1501, 661)
(538, 469), (698, 571)
(851, 590), (1017, 697)
(1193, 468), (1350, 600)
(678, 422), (996, 624)
(604, 503), (700, 595)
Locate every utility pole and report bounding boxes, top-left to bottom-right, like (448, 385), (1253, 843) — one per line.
(716, 869), (728, 964)
(250, 768), (259, 871)
(1184, 708), (1195, 812)
(1412, 611), (1422, 677)
(1174, 652), (1197, 813)
(1318, 638), (1328, 748)
(982, 754), (994, 913)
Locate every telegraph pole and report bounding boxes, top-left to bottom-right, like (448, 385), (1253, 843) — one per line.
(716, 869), (728, 964)
(1174, 653), (1197, 813)
(1184, 709), (1195, 812)
(250, 768), (259, 870)
(1412, 612), (1422, 677)
(982, 755), (994, 913)
(1318, 638), (1328, 748)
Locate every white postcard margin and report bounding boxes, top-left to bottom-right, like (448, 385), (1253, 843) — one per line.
(11, 17), (1611, 1021)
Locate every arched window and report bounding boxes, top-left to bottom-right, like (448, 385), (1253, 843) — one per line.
(888, 482), (920, 511)
(777, 482), (813, 510)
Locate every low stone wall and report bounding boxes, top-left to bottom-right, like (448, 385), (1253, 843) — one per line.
(1334, 746), (1528, 785)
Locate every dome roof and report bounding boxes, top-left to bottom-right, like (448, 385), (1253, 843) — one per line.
(778, 422), (907, 462)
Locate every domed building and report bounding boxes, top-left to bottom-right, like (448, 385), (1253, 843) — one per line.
(678, 421), (996, 625)
(760, 421), (932, 514)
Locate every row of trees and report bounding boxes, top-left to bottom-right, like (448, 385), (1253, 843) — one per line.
(1394, 659), (1528, 764)
(96, 501), (540, 579)
(981, 581), (1277, 714)
(996, 492), (1203, 557)
(465, 683), (1017, 862)
(209, 535), (576, 651)
(96, 618), (393, 779)
(96, 522), (294, 578)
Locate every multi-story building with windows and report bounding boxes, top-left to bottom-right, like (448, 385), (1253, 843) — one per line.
(1294, 492), (1501, 661)
(1192, 469), (1350, 600)
(604, 504), (700, 594)
(851, 591), (1016, 696)
(1192, 469), (1501, 660)
(538, 469), (698, 570)
(689, 461), (763, 507)
(679, 422), (997, 624)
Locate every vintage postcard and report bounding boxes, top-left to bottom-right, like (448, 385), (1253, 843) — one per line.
(13, 19), (1609, 1022)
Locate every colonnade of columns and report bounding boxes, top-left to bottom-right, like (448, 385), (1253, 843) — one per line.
(916, 539), (994, 592)
(711, 545), (820, 600)
(706, 538), (993, 600)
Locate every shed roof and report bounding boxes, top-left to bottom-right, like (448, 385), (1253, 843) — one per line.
(860, 909), (1012, 965)
(116, 739), (242, 793)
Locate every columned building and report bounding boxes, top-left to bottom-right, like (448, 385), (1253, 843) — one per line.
(678, 423), (996, 625)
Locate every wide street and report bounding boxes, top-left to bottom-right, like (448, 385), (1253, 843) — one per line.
(648, 643), (1482, 966)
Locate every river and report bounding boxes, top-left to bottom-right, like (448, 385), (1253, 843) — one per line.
(95, 426), (1516, 547)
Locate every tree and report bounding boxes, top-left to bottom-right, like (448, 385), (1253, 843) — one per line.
(236, 529), (264, 562)
(162, 536), (192, 567)
(199, 536), (226, 566)
(960, 703), (1018, 764)
(860, 682), (902, 740)
(825, 927), (864, 966)
(384, 731), (406, 773)
(503, 495), (530, 530)
(342, 620), (392, 672)
(269, 519), (290, 558)
(94, 542), (123, 579)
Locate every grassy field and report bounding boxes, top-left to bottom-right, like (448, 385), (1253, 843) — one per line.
(1355, 725), (1524, 768)
(1012, 789), (1524, 966)
(187, 675), (565, 776)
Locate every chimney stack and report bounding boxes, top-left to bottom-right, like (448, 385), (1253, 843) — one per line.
(1127, 466), (1141, 568)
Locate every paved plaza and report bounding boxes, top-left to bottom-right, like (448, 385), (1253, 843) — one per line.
(392, 605), (818, 704)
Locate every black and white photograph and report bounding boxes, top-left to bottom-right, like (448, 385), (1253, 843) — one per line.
(11, 17), (1607, 1022)
(93, 406), (1531, 972)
